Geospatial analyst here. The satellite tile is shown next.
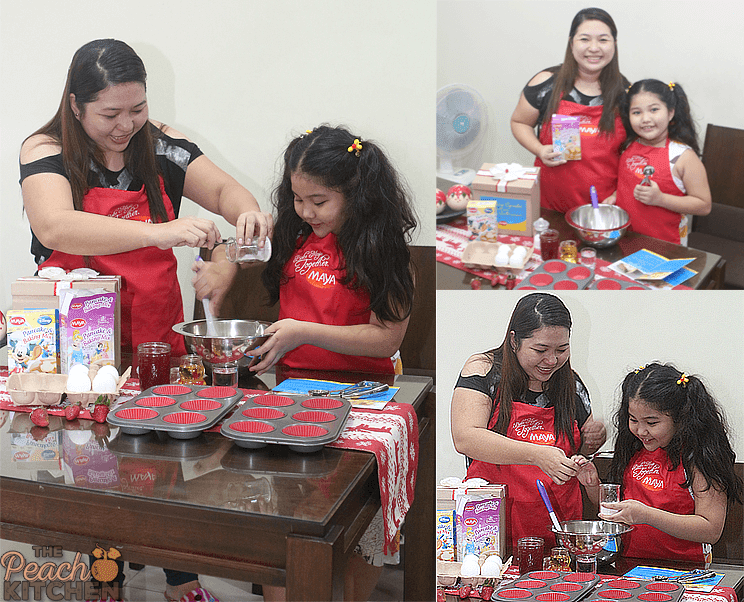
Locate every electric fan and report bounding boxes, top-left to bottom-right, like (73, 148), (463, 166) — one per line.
(436, 84), (489, 186)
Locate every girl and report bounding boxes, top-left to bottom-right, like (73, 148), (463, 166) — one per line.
(511, 8), (629, 212)
(250, 125), (417, 376)
(451, 293), (606, 552)
(612, 80), (712, 244)
(577, 363), (743, 562)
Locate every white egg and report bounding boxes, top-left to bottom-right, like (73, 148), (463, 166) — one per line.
(460, 558), (481, 577)
(481, 555), (503, 577)
(512, 246), (527, 259)
(96, 364), (120, 381)
(67, 372), (91, 393)
(67, 430), (92, 446)
(462, 553), (479, 564)
(68, 363), (90, 378)
(509, 254), (524, 267)
(92, 372), (117, 393)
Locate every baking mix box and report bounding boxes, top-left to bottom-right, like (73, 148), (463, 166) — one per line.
(466, 200), (499, 242)
(62, 434), (120, 490)
(59, 290), (117, 373)
(551, 114), (582, 161)
(6, 309), (61, 374)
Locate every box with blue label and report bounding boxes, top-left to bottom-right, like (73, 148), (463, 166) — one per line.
(472, 163), (541, 237)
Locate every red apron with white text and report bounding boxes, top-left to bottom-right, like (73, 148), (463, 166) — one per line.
(616, 139), (685, 244)
(278, 232), (394, 373)
(621, 447), (708, 562)
(537, 100), (626, 213)
(466, 399), (582, 552)
(40, 178), (186, 357)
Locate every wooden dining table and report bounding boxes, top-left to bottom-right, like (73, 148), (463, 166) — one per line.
(437, 208), (726, 290)
(0, 366), (435, 601)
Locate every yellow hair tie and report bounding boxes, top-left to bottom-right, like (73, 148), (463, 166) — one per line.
(634, 365), (646, 374)
(676, 373), (689, 387)
(668, 82), (676, 91)
(347, 138), (362, 157)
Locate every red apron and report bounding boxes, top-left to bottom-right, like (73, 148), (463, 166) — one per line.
(466, 399), (583, 552)
(616, 139), (685, 244)
(537, 100), (626, 213)
(621, 447), (709, 562)
(41, 178), (186, 357)
(278, 232), (394, 374)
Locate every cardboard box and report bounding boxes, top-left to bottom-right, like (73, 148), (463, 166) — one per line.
(11, 276), (121, 369)
(552, 114), (582, 161)
(472, 164), (540, 237)
(6, 309), (61, 374)
(437, 483), (507, 560)
(466, 200), (499, 242)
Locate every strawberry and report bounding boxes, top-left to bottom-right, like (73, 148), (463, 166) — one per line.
(458, 584), (472, 599)
(91, 395), (110, 424)
(64, 403), (81, 421)
(481, 585), (495, 600)
(30, 425), (49, 441)
(437, 588), (447, 602)
(30, 407), (49, 427)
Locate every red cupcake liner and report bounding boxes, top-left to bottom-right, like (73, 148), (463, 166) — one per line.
(568, 266), (591, 280)
(291, 410), (337, 423)
(544, 261), (567, 273)
(301, 397), (344, 409)
(281, 424), (329, 438)
(229, 420), (275, 433)
(599, 591), (633, 599)
(605, 581), (640, 590)
(529, 572), (560, 580)
(242, 407), (285, 420)
(115, 407), (158, 420)
(516, 580), (547, 589)
(638, 594), (673, 602)
(253, 394), (295, 407)
(551, 583), (583, 592)
(565, 573), (597, 582)
(151, 385), (191, 395)
(135, 396), (177, 407)
(596, 279), (623, 290)
(162, 412), (207, 424)
(196, 386), (237, 398)
(498, 589), (533, 599)
(180, 399), (222, 411)
(646, 583), (680, 592)
(536, 593), (571, 602)
(554, 280), (580, 289)
(530, 273), (554, 287)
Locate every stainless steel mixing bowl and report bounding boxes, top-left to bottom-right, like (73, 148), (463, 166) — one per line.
(172, 319), (272, 368)
(565, 204), (631, 248)
(551, 520), (633, 564)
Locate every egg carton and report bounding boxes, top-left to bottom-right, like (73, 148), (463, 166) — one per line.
(7, 361), (131, 407)
(220, 393), (352, 453)
(515, 260), (594, 290)
(491, 570), (600, 602)
(462, 242), (533, 272)
(584, 578), (684, 602)
(587, 278), (650, 290)
(106, 384), (243, 440)
(436, 554), (507, 588)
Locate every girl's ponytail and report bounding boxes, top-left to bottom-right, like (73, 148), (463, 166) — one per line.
(666, 82), (701, 156)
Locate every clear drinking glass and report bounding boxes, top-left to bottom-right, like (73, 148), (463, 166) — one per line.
(225, 237), (272, 263)
(599, 483), (621, 516)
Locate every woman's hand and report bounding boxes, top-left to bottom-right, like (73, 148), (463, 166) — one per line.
(571, 455), (600, 487)
(537, 145), (567, 167)
(601, 191), (617, 205)
(599, 499), (648, 525)
(236, 211), (274, 247)
(633, 180), (663, 206)
(580, 416), (607, 456)
(152, 216), (221, 250)
(536, 446), (580, 485)
(248, 319), (308, 375)
(191, 257), (238, 316)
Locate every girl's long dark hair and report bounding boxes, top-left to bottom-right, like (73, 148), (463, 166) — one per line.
(262, 125), (418, 323)
(486, 293), (580, 453)
(543, 7), (628, 134)
(621, 80), (701, 155)
(608, 363), (743, 505)
(26, 39), (168, 223)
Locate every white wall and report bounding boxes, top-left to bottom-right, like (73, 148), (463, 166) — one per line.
(438, 0), (744, 173)
(436, 291), (744, 482)
(0, 0), (436, 324)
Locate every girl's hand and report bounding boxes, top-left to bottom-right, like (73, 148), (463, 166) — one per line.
(153, 216), (221, 250)
(236, 211), (274, 247)
(571, 455), (600, 487)
(191, 258), (238, 316)
(536, 446), (580, 485)
(248, 319), (308, 375)
(633, 180), (663, 207)
(599, 499), (648, 525)
(538, 145), (567, 167)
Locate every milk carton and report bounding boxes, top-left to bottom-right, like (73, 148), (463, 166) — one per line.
(552, 114), (582, 161)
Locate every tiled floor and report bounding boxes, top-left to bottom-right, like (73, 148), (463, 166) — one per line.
(0, 540), (404, 601)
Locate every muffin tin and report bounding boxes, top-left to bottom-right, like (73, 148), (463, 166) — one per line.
(514, 260), (594, 290)
(587, 278), (650, 290)
(493, 571), (600, 602)
(106, 384), (243, 440)
(220, 393), (352, 453)
(584, 579), (684, 602)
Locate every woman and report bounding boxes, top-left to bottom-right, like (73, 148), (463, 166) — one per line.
(450, 293), (606, 552)
(510, 8), (629, 213)
(20, 39), (273, 360)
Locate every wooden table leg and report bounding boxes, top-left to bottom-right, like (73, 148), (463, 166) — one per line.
(286, 525), (346, 601)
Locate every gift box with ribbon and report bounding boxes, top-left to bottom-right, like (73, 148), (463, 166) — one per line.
(472, 163), (541, 237)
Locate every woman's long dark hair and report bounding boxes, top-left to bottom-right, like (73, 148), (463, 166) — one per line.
(543, 7), (629, 134)
(608, 363), (743, 504)
(262, 125), (418, 323)
(485, 293), (580, 453)
(26, 39), (168, 223)
(621, 80), (701, 155)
